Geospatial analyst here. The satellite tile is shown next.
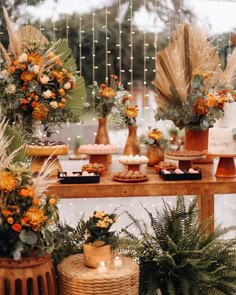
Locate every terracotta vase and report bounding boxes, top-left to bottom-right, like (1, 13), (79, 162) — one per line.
(184, 128), (213, 163)
(83, 244), (112, 268)
(95, 117), (110, 145)
(146, 145), (164, 167)
(0, 254), (57, 295)
(123, 125), (141, 155)
(95, 117), (111, 163)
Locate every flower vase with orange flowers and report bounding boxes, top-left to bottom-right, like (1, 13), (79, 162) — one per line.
(139, 128), (168, 166)
(0, 8), (86, 140)
(81, 210), (118, 268)
(0, 119), (59, 261)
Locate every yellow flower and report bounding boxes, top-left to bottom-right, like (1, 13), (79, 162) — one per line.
(207, 93), (219, 107)
(148, 130), (163, 141)
(0, 171), (17, 192)
(94, 210), (106, 219)
(27, 52), (41, 65)
(23, 207), (47, 231)
(126, 106), (138, 118)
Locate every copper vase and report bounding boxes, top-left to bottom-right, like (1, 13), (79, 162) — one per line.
(95, 117), (112, 163)
(95, 117), (110, 145)
(146, 145), (164, 167)
(123, 125), (141, 155)
(184, 128), (213, 163)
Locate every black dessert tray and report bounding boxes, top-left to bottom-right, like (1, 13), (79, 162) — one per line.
(159, 168), (202, 181)
(58, 171), (100, 184)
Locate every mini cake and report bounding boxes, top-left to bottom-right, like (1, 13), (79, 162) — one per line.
(208, 102), (236, 154)
(119, 155), (149, 164)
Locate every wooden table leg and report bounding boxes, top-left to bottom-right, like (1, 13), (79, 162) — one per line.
(198, 194), (214, 234)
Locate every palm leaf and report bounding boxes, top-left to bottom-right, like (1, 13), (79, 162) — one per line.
(39, 39), (87, 118)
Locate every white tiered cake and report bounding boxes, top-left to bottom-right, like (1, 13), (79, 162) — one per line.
(208, 102), (236, 154)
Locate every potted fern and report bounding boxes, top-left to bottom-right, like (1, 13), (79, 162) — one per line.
(122, 196), (236, 295)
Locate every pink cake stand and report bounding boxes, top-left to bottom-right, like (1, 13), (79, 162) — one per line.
(207, 153), (236, 178)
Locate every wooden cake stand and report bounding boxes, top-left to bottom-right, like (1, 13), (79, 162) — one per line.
(165, 155), (206, 170)
(207, 153), (236, 178)
(119, 159), (149, 171)
(81, 150), (118, 169)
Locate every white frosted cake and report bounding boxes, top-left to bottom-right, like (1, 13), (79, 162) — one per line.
(208, 102), (236, 154)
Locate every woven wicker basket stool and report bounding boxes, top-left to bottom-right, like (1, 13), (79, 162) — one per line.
(0, 254), (57, 295)
(58, 254), (139, 295)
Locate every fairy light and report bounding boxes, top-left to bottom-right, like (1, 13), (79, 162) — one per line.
(104, 7), (111, 82)
(25, 0), (28, 25)
(167, 9), (171, 44)
(143, 0), (149, 109)
(178, 0), (182, 24)
(92, 11), (96, 84)
(128, 0), (134, 96)
(39, 0), (44, 32)
(52, 20), (58, 42)
(116, 0), (123, 81)
(78, 16), (85, 76)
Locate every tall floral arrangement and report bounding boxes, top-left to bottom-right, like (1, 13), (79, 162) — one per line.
(0, 119), (59, 260)
(0, 7), (86, 138)
(91, 74), (122, 118)
(108, 93), (139, 130)
(155, 73), (226, 130)
(153, 22), (236, 131)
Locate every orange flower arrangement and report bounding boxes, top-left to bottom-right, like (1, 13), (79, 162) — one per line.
(93, 74), (121, 118)
(155, 73), (227, 131)
(0, 9), (80, 137)
(0, 120), (59, 260)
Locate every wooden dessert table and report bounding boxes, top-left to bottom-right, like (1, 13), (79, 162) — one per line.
(48, 156), (236, 233)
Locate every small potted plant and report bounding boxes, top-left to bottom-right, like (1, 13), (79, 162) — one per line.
(139, 128), (168, 166)
(82, 210), (118, 268)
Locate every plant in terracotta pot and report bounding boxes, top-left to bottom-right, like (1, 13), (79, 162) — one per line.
(139, 128), (168, 166)
(0, 120), (59, 261)
(153, 22), (236, 163)
(122, 196), (236, 295)
(81, 210), (118, 268)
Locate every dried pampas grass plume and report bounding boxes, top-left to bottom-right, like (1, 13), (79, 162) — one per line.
(152, 22), (224, 108)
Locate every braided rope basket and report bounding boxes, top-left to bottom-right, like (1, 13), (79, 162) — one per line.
(58, 254), (139, 295)
(83, 243), (111, 268)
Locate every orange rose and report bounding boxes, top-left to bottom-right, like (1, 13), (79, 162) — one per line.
(59, 88), (65, 96)
(49, 197), (57, 205)
(12, 223), (22, 233)
(18, 188), (29, 198)
(33, 198), (40, 205)
(7, 216), (14, 224)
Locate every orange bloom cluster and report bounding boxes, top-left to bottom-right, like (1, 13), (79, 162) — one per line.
(0, 171), (17, 192)
(193, 98), (208, 116)
(147, 129), (163, 141)
(5, 48), (76, 125)
(23, 207), (47, 232)
(126, 105), (138, 118)
(207, 93), (224, 108)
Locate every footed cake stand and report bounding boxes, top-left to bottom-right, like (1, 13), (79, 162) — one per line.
(165, 154), (206, 170)
(207, 153), (236, 177)
(119, 159), (149, 171)
(81, 150), (117, 169)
